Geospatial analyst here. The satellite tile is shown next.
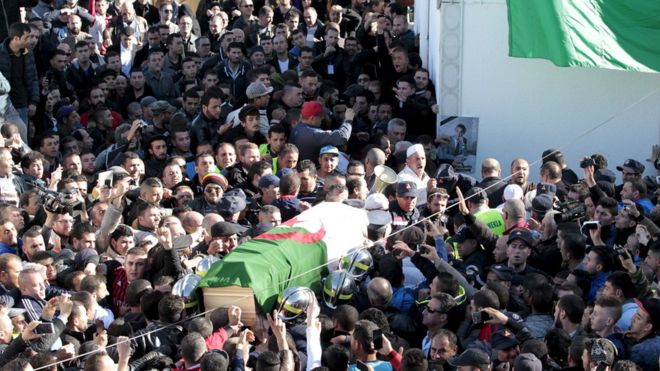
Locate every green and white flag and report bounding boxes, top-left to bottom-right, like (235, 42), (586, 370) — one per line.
(197, 202), (368, 311)
(507, 0), (660, 73)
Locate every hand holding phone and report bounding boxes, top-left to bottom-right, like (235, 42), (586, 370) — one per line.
(471, 311), (489, 325)
(33, 322), (55, 334)
(372, 329), (383, 350)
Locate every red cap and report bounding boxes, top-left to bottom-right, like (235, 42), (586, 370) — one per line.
(301, 101), (324, 119)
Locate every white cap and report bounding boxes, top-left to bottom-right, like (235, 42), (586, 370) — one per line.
(367, 210), (392, 226)
(503, 184), (524, 201)
(406, 143), (424, 158)
(365, 193), (389, 211)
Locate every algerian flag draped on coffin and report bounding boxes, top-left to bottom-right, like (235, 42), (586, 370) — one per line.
(196, 202), (368, 314)
(507, 0), (660, 73)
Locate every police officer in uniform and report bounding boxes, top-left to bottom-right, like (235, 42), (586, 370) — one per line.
(389, 180), (421, 233)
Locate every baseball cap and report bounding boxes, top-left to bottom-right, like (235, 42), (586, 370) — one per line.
(616, 159), (645, 174)
(453, 227), (476, 243)
(56, 105), (76, 120)
(536, 183), (556, 196)
(319, 145), (339, 156)
(435, 163), (457, 181)
(448, 349), (490, 368)
(246, 82), (273, 99)
(586, 338), (617, 367)
(301, 101), (324, 119)
(507, 228), (533, 247)
(503, 184), (523, 201)
(531, 194), (554, 217)
(218, 195), (247, 214)
(140, 96), (157, 108)
(258, 174), (280, 188)
(396, 181), (417, 197)
(150, 100), (176, 114)
(487, 264), (514, 282)
(595, 168), (616, 183)
(491, 329), (519, 350)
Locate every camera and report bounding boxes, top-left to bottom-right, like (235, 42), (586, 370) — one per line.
(580, 158), (595, 168)
(554, 200), (586, 223)
(614, 245), (630, 259)
(23, 178), (81, 214)
(580, 220), (599, 235)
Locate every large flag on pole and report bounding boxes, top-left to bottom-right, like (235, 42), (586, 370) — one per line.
(507, 0), (660, 73)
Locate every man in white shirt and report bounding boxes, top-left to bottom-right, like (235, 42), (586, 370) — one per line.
(398, 144), (431, 205)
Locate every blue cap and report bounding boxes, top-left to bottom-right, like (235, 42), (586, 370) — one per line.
(258, 174), (280, 188)
(319, 145), (339, 156)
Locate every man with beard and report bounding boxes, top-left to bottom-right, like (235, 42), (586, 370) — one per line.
(63, 15), (91, 52)
(192, 87), (224, 147)
(80, 151), (96, 182)
(509, 158), (535, 195)
(144, 135), (169, 178)
(421, 188), (450, 229)
(398, 144), (431, 206)
(87, 105), (115, 151)
(143, 100), (175, 142)
(189, 173), (228, 215)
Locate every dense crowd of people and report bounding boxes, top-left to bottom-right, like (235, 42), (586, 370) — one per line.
(0, 0), (658, 371)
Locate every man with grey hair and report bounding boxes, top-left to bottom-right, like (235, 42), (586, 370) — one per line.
(16, 263), (47, 322)
(364, 147), (386, 190)
(386, 118), (406, 145)
(528, 210), (562, 276)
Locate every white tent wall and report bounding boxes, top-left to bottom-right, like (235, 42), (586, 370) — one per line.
(416, 0), (660, 182)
